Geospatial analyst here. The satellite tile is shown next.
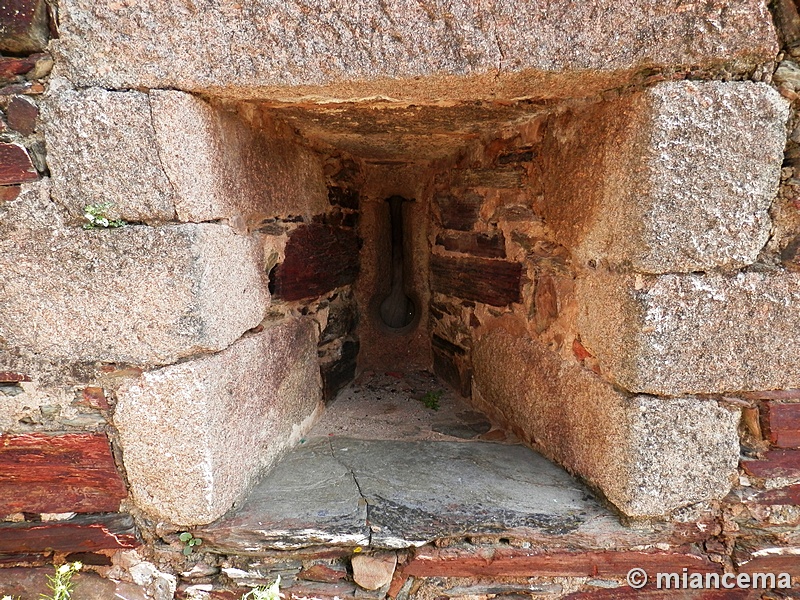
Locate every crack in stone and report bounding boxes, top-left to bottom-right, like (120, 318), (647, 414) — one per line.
(328, 438), (373, 547)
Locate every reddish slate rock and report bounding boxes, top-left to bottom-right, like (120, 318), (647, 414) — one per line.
(0, 513), (139, 553)
(0, 142), (37, 185)
(761, 402), (800, 448)
(297, 563), (348, 583)
(0, 55), (37, 83)
(741, 449), (800, 478)
(737, 552), (800, 578)
(746, 484), (800, 505)
(79, 386), (110, 410)
(435, 230), (506, 258)
(742, 389), (800, 400)
(0, 567), (148, 599)
(0, 0), (49, 53)
(0, 370), (30, 382)
(0, 433), (127, 515)
(564, 587), (758, 599)
(0, 186), (21, 203)
(6, 95), (38, 135)
(402, 548), (719, 578)
(435, 191), (483, 231)
(271, 224), (360, 301)
(430, 254), (522, 306)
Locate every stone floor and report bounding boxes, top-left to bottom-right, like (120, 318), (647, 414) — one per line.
(200, 371), (615, 554)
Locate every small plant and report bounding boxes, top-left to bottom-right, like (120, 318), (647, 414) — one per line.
(420, 390), (441, 411)
(41, 561), (82, 600)
(241, 575), (283, 600)
(179, 531), (203, 555)
(82, 202), (126, 229)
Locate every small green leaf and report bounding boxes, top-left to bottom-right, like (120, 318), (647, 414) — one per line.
(179, 532), (192, 542)
(183, 546), (193, 555)
(193, 538), (202, 546)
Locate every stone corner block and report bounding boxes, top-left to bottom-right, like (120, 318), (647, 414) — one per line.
(149, 90), (328, 224)
(472, 328), (740, 517)
(543, 81), (789, 273)
(0, 223), (268, 366)
(577, 269), (800, 395)
(114, 318), (323, 526)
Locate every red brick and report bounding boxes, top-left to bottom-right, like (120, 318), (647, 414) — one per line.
(741, 449), (800, 478)
(430, 254), (522, 306)
(0, 0), (49, 54)
(6, 95), (38, 135)
(402, 548), (719, 579)
(0, 142), (37, 185)
(0, 433), (127, 515)
(761, 401), (800, 448)
(0, 514), (139, 553)
(270, 224), (360, 301)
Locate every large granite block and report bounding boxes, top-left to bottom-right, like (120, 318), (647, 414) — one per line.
(52, 1), (776, 100)
(0, 223), (267, 366)
(542, 81), (788, 273)
(472, 327), (740, 517)
(114, 319), (323, 525)
(577, 270), (800, 395)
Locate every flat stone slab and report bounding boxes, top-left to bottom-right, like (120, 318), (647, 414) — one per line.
(201, 437), (598, 551)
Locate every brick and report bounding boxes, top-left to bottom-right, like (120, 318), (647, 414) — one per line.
(0, 513), (139, 553)
(741, 450), (800, 479)
(435, 230), (506, 258)
(0, 223), (267, 366)
(403, 547), (719, 578)
(472, 328), (740, 517)
(0, 142), (37, 185)
(577, 271), (800, 395)
(115, 319), (322, 525)
(0, 433), (127, 515)
(435, 191), (483, 231)
(430, 254), (522, 306)
(542, 82), (788, 273)
(6, 95), (38, 135)
(0, 0), (49, 53)
(271, 224), (360, 301)
(762, 402), (800, 448)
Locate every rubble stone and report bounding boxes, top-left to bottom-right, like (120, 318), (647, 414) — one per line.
(0, 223), (267, 366)
(472, 326), (740, 517)
(114, 319), (323, 525)
(577, 270), (800, 395)
(52, 0), (776, 100)
(541, 81), (789, 273)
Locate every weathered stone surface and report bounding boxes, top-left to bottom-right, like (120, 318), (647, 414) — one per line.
(0, 142), (37, 185)
(577, 270), (800, 395)
(52, 0), (776, 100)
(0, 567), (149, 600)
(0, 223), (267, 366)
(542, 81), (788, 273)
(150, 91), (328, 224)
(271, 224), (361, 301)
(202, 436), (610, 551)
(741, 450), (800, 479)
(430, 254), (522, 306)
(115, 319), (322, 525)
(0, 0), (49, 54)
(0, 513), (139, 553)
(42, 85), (176, 224)
(762, 402), (800, 448)
(0, 433), (127, 515)
(435, 230), (506, 259)
(0, 55), (38, 84)
(435, 191), (483, 231)
(472, 326), (740, 517)
(7, 94), (38, 135)
(352, 552), (396, 590)
(42, 86), (328, 225)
